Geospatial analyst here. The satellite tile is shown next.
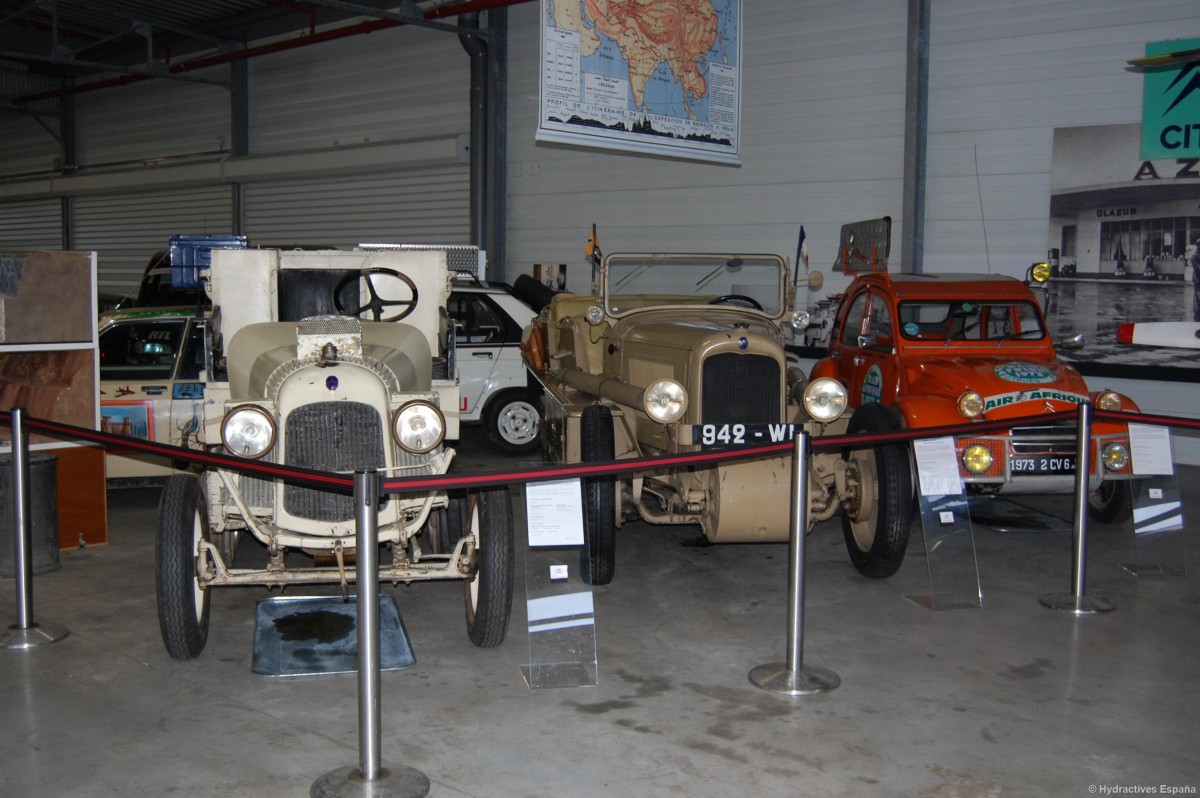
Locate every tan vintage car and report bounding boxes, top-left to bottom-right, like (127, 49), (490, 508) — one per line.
(522, 234), (889, 585)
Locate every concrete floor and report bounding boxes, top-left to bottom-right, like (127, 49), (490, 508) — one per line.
(2, 434), (1199, 798)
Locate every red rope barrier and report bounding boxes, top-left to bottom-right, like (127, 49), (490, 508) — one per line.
(2, 406), (1194, 496)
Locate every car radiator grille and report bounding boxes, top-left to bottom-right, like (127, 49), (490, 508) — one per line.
(284, 401), (385, 522)
(1009, 424), (1076, 455)
(700, 352), (780, 426)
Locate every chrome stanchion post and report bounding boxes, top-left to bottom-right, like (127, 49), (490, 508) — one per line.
(750, 430), (840, 695)
(3, 407), (69, 650)
(1040, 402), (1115, 614)
(311, 470), (429, 798)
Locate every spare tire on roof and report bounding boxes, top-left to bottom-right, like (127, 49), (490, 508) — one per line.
(512, 273), (560, 314)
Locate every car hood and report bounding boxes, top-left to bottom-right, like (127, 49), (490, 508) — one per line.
(616, 310), (779, 348)
(904, 354), (1089, 416)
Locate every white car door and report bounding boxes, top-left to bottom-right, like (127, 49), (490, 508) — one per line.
(449, 290), (524, 422)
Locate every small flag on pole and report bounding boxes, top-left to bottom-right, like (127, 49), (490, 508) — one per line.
(797, 226), (809, 271)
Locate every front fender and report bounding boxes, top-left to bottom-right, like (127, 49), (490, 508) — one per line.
(892, 395), (963, 429)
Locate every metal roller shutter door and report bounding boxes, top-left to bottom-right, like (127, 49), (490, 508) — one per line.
(72, 187), (234, 296)
(0, 199), (63, 251)
(242, 166), (469, 250)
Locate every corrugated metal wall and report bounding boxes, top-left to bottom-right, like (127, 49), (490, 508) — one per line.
(0, 67), (62, 176)
(0, 198), (62, 250)
(3, 1), (1197, 291)
(502, 0), (910, 291)
(243, 166), (469, 247)
(922, 0), (1200, 276)
(249, 26), (471, 153)
(502, 0), (1200, 288)
(75, 74), (231, 167)
(0, 20), (471, 291)
(72, 186), (235, 295)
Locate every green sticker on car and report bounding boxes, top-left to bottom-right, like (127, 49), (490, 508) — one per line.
(993, 362), (1056, 384)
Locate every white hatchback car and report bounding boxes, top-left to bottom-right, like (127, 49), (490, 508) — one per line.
(450, 283), (542, 454)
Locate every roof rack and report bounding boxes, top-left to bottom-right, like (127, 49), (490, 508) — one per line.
(357, 243), (486, 283)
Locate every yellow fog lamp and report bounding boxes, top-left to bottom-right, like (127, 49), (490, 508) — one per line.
(1030, 262), (1052, 284)
(1101, 442), (1130, 472)
(643, 379), (688, 424)
(962, 444), (994, 474)
(957, 391), (984, 418)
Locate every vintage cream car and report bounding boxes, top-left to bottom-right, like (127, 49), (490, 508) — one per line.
(522, 237), (902, 585)
(155, 246), (512, 659)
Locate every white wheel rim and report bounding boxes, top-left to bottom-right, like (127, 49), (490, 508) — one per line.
(497, 401), (539, 445)
(191, 508), (206, 623)
(466, 500), (482, 610)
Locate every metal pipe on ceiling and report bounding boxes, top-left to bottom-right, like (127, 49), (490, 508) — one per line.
(459, 10), (486, 254)
(17, 0), (533, 103)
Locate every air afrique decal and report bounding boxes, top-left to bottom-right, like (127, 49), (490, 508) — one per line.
(993, 362), (1057, 384)
(862, 365), (884, 404)
(984, 388), (1087, 412)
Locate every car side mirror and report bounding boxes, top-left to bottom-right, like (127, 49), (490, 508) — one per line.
(1057, 333), (1085, 351)
(857, 332), (894, 352)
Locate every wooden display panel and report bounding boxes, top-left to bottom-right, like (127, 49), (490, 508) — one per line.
(0, 250), (107, 547)
(53, 444), (107, 548)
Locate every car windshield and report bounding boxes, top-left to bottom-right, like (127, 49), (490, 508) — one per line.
(100, 318), (189, 380)
(898, 300), (1046, 342)
(604, 254), (785, 316)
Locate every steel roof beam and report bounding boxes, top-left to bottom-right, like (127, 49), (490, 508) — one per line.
(302, 0), (489, 38)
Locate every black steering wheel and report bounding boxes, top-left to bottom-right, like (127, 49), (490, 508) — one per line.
(334, 267), (419, 322)
(708, 294), (764, 311)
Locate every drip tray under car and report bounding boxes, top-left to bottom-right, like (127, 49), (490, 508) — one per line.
(252, 594), (415, 677)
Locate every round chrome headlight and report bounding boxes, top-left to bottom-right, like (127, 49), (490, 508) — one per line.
(957, 391), (984, 418)
(1102, 442), (1130, 472)
(642, 379), (688, 424)
(222, 405), (276, 459)
(790, 309), (811, 330)
(585, 305), (606, 326)
(962, 444), (994, 474)
(1096, 391), (1122, 411)
(392, 401), (445, 454)
(803, 378), (847, 422)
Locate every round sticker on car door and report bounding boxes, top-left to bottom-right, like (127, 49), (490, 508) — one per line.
(994, 362), (1057, 384)
(862, 364), (884, 404)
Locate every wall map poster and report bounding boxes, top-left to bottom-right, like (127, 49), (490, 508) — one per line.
(538, 0), (741, 164)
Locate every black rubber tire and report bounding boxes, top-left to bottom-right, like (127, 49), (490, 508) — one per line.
(840, 403), (913, 579)
(483, 389), (542, 455)
(1088, 480), (1133, 524)
(512, 273), (559, 313)
(459, 488), (514, 648)
(156, 474), (211, 660)
(580, 404), (617, 586)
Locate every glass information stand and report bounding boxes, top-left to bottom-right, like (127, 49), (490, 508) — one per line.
(521, 479), (598, 689)
(1128, 479), (1187, 577)
(1125, 425), (1187, 577)
(909, 438), (982, 610)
